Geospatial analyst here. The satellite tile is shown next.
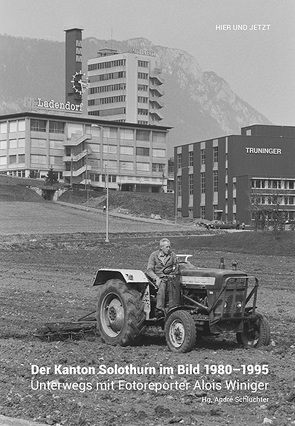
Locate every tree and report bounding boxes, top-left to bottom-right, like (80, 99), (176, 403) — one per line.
(29, 170), (38, 179)
(45, 167), (58, 185)
(248, 186), (287, 238)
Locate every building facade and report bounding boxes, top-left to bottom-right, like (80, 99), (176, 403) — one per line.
(65, 28), (83, 107)
(87, 49), (164, 125)
(175, 125), (295, 224)
(0, 111), (170, 193)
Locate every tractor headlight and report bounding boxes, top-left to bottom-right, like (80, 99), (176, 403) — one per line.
(224, 301), (228, 309)
(236, 301), (242, 309)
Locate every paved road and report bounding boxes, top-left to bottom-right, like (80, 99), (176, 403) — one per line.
(0, 201), (184, 235)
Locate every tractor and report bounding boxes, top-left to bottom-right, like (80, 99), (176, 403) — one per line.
(94, 255), (270, 353)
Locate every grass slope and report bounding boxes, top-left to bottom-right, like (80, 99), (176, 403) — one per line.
(0, 184), (44, 202)
(59, 189), (175, 219)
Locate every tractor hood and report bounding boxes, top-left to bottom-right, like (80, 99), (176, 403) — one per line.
(179, 262), (247, 290)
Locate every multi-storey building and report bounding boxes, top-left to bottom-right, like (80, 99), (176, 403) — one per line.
(87, 48), (164, 125)
(0, 111), (170, 192)
(175, 125), (295, 224)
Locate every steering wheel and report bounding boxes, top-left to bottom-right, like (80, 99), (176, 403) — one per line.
(162, 264), (177, 275)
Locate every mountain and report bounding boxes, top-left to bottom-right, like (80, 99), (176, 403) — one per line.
(0, 34), (271, 155)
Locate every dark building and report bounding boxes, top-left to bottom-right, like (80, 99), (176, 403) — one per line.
(175, 125), (295, 224)
(65, 28), (83, 106)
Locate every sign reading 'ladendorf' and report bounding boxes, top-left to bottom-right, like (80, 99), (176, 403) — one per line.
(36, 98), (83, 113)
(245, 147), (282, 155)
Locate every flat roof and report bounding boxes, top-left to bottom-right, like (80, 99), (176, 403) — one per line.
(0, 111), (172, 131)
(175, 126), (295, 149)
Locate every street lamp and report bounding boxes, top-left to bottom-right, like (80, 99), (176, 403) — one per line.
(85, 148), (89, 204)
(175, 175), (179, 224)
(105, 162), (109, 243)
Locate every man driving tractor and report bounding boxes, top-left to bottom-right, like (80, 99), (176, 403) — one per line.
(146, 238), (178, 317)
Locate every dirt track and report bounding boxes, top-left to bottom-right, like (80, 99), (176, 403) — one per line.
(1, 224), (295, 426)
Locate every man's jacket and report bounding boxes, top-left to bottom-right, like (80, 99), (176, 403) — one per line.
(146, 250), (178, 281)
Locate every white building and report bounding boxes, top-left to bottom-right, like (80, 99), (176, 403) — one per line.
(0, 110), (170, 193)
(87, 48), (164, 125)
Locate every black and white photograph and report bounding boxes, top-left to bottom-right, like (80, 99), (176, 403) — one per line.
(0, 1), (295, 425)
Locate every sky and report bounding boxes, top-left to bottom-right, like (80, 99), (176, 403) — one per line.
(0, 0), (294, 125)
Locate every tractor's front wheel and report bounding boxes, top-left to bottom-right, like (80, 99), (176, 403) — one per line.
(97, 279), (145, 346)
(237, 313), (270, 348)
(165, 310), (196, 353)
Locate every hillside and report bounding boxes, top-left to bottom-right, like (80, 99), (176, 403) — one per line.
(0, 183), (44, 202)
(59, 189), (175, 220)
(0, 34), (271, 155)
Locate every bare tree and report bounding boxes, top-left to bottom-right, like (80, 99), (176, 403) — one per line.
(247, 186), (287, 238)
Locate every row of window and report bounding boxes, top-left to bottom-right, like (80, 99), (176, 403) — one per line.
(0, 120), (25, 134)
(99, 161), (164, 172)
(3, 120), (166, 144)
(5, 170), (64, 179)
(138, 108), (148, 115)
(30, 120), (65, 133)
(200, 147), (220, 165)
(97, 107), (126, 117)
(7, 170), (26, 177)
(138, 60), (149, 68)
(138, 84), (148, 91)
(138, 72), (148, 80)
(252, 195), (295, 205)
(251, 211), (295, 222)
(88, 95), (126, 106)
(31, 138), (65, 149)
(0, 155), (24, 165)
(88, 144), (165, 157)
(251, 179), (295, 190)
(201, 172), (219, 193)
(138, 96), (148, 103)
(177, 147), (219, 169)
(88, 59), (126, 71)
(0, 154), (63, 165)
(89, 83), (126, 94)
(0, 152), (165, 166)
(0, 139), (25, 149)
(177, 172), (219, 196)
(89, 71), (126, 83)
(89, 83), (148, 94)
(177, 176), (195, 196)
(89, 171), (162, 184)
(88, 59), (148, 72)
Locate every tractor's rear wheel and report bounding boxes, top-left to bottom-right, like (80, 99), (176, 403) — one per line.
(165, 310), (196, 353)
(97, 279), (145, 346)
(237, 313), (270, 348)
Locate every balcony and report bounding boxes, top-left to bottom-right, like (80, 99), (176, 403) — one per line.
(149, 108), (163, 120)
(149, 84), (164, 96)
(150, 68), (163, 84)
(149, 96), (164, 108)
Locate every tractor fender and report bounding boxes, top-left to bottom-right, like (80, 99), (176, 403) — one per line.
(93, 268), (150, 287)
